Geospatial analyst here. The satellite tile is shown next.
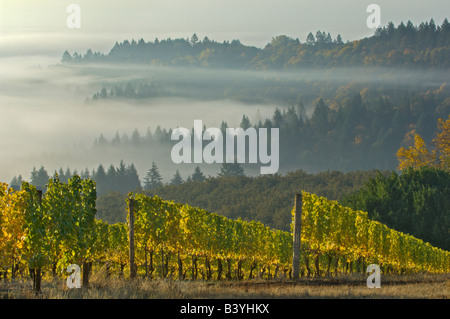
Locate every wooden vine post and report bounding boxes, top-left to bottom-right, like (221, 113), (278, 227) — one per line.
(292, 193), (302, 280)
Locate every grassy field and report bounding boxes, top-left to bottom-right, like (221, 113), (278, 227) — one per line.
(1, 273), (448, 299)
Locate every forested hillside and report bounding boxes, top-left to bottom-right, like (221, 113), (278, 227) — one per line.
(54, 19), (450, 174)
(85, 94), (449, 173)
(62, 19), (450, 69)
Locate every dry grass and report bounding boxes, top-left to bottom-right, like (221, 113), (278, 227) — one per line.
(1, 273), (449, 299)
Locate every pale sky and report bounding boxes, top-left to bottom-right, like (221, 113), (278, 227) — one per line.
(1, 0), (449, 58)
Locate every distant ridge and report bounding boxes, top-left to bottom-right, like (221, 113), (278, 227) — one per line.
(61, 18), (450, 69)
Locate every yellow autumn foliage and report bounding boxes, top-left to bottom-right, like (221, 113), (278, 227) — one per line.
(397, 115), (450, 171)
(0, 183), (27, 271)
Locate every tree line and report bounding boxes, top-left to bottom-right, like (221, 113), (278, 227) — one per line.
(9, 161), (246, 196)
(89, 89), (449, 173)
(11, 162), (141, 195)
(61, 19), (450, 69)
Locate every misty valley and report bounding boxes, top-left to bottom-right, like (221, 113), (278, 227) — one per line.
(2, 19), (449, 198)
(3, 0), (450, 302)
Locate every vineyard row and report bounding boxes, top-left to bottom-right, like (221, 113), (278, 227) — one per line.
(0, 176), (449, 290)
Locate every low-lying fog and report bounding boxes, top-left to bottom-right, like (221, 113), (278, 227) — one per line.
(1, 55), (448, 184)
(0, 57), (281, 183)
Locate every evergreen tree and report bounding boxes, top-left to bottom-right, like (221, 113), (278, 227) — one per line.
(10, 176), (17, 186)
(272, 108), (283, 128)
(61, 50), (73, 63)
(240, 115), (251, 130)
(95, 134), (108, 147)
(144, 162), (163, 190)
(190, 33), (199, 46)
(31, 166), (49, 187)
(30, 167), (38, 185)
(117, 160), (127, 179)
(94, 164), (107, 195)
(154, 125), (164, 142)
(306, 32), (315, 45)
(170, 169), (184, 185)
(81, 168), (90, 179)
(99, 87), (108, 98)
(125, 163), (142, 191)
(65, 168), (72, 181)
(191, 166), (205, 182)
(218, 163), (245, 177)
(10, 175), (23, 187)
(58, 167), (68, 183)
(106, 165), (117, 192)
(311, 98), (329, 133)
(131, 128), (141, 146)
(315, 30), (326, 44)
(111, 132), (121, 146)
(144, 127), (153, 146)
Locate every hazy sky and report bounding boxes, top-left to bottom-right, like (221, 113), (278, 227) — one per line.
(1, 0), (449, 57)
